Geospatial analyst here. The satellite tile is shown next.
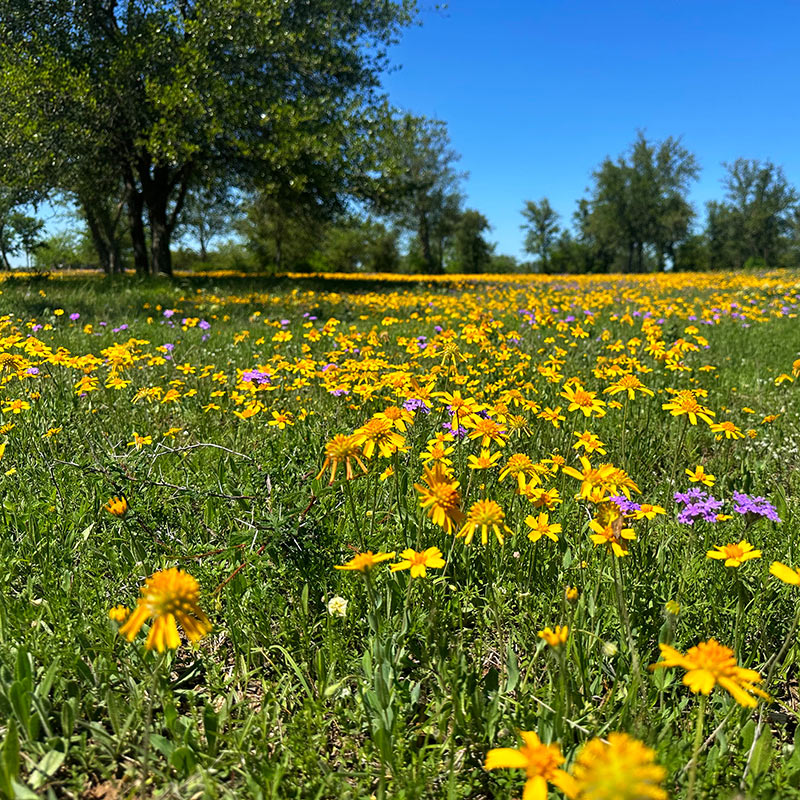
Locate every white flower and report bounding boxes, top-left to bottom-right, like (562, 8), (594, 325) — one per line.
(327, 596), (348, 617)
(602, 641), (618, 658)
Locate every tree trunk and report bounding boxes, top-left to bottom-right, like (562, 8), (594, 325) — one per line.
(83, 205), (112, 274)
(126, 184), (150, 275)
(0, 223), (11, 270)
(149, 195), (173, 277)
(418, 213), (437, 273)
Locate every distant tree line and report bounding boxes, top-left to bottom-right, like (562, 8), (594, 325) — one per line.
(0, 3), (796, 275)
(520, 133), (800, 273)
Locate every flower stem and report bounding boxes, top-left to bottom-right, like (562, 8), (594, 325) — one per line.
(687, 694), (707, 800)
(343, 478), (365, 550)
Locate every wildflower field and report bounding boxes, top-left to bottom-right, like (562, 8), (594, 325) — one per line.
(0, 270), (799, 799)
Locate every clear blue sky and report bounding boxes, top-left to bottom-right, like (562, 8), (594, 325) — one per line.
(381, 0), (800, 260)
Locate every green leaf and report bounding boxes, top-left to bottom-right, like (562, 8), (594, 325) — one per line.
(28, 749), (65, 791)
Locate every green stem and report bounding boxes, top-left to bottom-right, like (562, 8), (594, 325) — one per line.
(141, 652), (166, 795)
(613, 556), (642, 701)
(343, 479), (365, 550)
(687, 695), (707, 800)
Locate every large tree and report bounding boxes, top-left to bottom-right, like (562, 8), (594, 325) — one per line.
(589, 133), (699, 272)
(370, 113), (464, 273)
(0, 0), (417, 276)
(720, 159), (797, 267)
(452, 209), (493, 274)
(520, 198), (560, 272)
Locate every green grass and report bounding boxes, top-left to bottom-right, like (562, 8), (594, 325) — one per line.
(0, 271), (797, 799)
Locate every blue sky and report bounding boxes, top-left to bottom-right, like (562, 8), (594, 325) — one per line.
(381, 0), (800, 259)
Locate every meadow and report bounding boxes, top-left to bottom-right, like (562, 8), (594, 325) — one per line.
(0, 269), (798, 799)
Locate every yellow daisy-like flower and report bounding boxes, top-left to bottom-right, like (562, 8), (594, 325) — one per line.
(538, 625), (569, 648)
(568, 732), (666, 800)
(706, 540), (761, 568)
(662, 390), (715, 426)
(105, 496), (128, 517)
(390, 547), (445, 578)
(560, 383), (606, 418)
(562, 457), (618, 501)
(524, 512), (561, 543)
(458, 499), (512, 545)
(108, 605), (130, 623)
(467, 448), (503, 471)
(685, 464), (715, 487)
(484, 731), (575, 800)
(335, 551), (395, 572)
(499, 453), (538, 491)
(315, 433), (367, 484)
(352, 417), (406, 459)
(118, 568), (212, 652)
(414, 465), (464, 535)
(770, 561), (800, 585)
(650, 639), (767, 707)
(603, 374), (654, 400)
(588, 516), (635, 557)
(710, 420), (745, 440)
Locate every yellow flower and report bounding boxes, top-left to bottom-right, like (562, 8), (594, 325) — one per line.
(484, 731), (575, 800)
(128, 432), (152, 449)
(499, 453), (538, 491)
(603, 374), (654, 400)
(568, 732), (666, 800)
(108, 605), (129, 623)
(588, 516), (635, 557)
(467, 448), (502, 470)
(630, 503), (665, 521)
(685, 465), (715, 486)
(706, 540), (761, 568)
(710, 420), (744, 440)
(572, 430), (607, 455)
(458, 499), (512, 545)
(538, 625), (568, 648)
(565, 586), (579, 604)
(562, 457), (618, 501)
(335, 551), (395, 572)
(662, 390), (715, 425)
(352, 417), (406, 458)
(524, 512), (561, 543)
(105, 496), (128, 517)
(770, 561), (800, 585)
(0, 352), (25, 372)
(390, 547), (445, 578)
(561, 383), (606, 417)
(414, 466), (464, 535)
(665, 600), (680, 617)
(2, 399), (30, 414)
(650, 640), (767, 707)
(118, 568), (211, 652)
(537, 405), (566, 428)
(267, 410), (293, 428)
(316, 434), (367, 485)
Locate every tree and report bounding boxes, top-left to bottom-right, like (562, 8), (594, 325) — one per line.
(720, 159), (797, 267)
(588, 133), (699, 272)
(12, 213), (46, 268)
(451, 209), (493, 273)
(371, 113), (464, 273)
(521, 198), (560, 271)
(0, 0), (418, 276)
(176, 187), (237, 262)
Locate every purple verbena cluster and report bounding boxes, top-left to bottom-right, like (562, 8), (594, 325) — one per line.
(732, 492), (781, 523)
(609, 495), (641, 513)
(403, 398), (431, 415)
(674, 489), (723, 525)
(241, 369), (271, 385)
